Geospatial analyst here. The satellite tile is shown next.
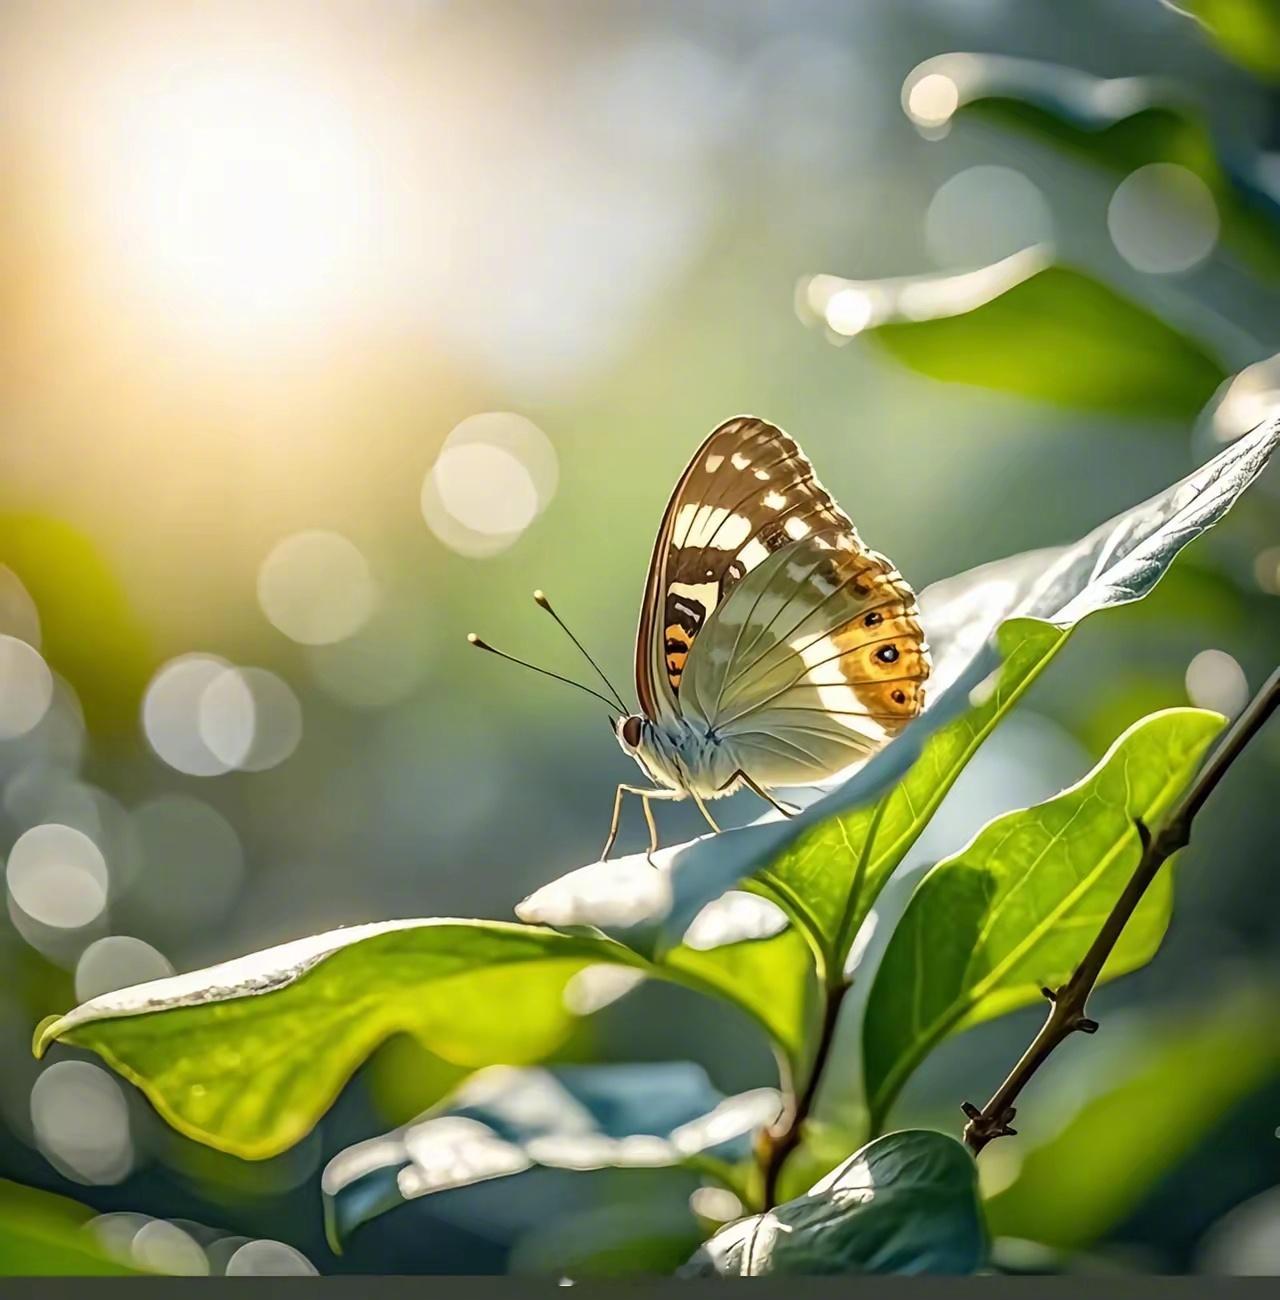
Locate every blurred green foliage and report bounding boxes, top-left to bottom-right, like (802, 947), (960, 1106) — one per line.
(874, 267), (1226, 416)
(0, 1180), (143, 1276)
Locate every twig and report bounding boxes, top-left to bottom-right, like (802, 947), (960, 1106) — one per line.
(758, 977), (849, 1207)
(961, 666), (1280, 1155)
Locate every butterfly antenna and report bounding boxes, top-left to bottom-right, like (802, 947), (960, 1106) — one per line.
(531, 590), (630, 712)
(466, 633), (620, 712)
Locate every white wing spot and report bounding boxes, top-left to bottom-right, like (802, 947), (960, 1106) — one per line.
(763, 491), (787, 510)
(704, 454), (724, 472)
(673, 504), (752, 550)
(669, 581), (720, 616)
(738, 538), (770, 569)
(753, 468), (771, 481)
(731, 452), (752, 470)
(784, 516), (812, 540)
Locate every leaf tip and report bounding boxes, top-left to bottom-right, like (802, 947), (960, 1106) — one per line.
(32, 1013), (64, 1059)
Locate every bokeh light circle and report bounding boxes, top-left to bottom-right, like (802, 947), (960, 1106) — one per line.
(925, 165), (1054, 268)
(6, 823), (109, 929)
(142, 654), (234, 776)
(257, 531), (376, 645)
(0, 634), (55, 740)
(905, 72), (959, 127)
(30, 1061), (133, 1185)
(75, 935), (174, 1001)
(434, 443), (541, 536)
(199, 666), (303, 771)
(225, 1239), (318, 1276)
(131, 795), (244, 932)
(1108, 163), (1219, 274)
(421, 412), (558, 558)
(130, 1220), (209, 1276)
(1185, 648), (1248, 717)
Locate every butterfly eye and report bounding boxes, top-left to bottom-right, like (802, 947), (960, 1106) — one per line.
(892, 689), (907, 704)
(876, 645), (899, 664)
(620, 715), (643, 749)
(864, 611), (883, 628)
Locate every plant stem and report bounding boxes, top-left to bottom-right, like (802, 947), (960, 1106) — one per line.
(961, 666), (1280, 1155)
(758, 975), (849, 1207)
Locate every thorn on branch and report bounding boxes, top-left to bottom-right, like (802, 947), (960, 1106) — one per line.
(961, 1101), (1017, 1144)
(1040, 985), (1057, 1003)
(1075, 1016), (1099, 1034)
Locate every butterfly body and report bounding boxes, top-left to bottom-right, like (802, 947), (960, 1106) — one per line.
(617, 712), (743, 801)
(605, 416), (931, 849)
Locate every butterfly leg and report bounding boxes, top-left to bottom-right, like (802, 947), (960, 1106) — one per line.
(732, 770), (800, 818)
(603, 785), (680, 860)
(689, 790), (722, 835)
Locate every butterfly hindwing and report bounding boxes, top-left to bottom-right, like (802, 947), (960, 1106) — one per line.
(679, 534), (929, 787)
(636, 416), (866, 721)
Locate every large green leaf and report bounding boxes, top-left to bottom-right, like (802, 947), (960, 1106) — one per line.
(984, 986), (1280, 1251)
(679, 1129), (985, 1276)
(0, 1179), (145, 1277)
(33, 916), (808, 1161)
(902, 53), (1280, 276)
(34, 920), (649, 1159)
(322, 1061), (778, 1247)
(862, 708), (1226, 1132)
(802, 259), (1226, 418)
(518, 415), (1280, 976)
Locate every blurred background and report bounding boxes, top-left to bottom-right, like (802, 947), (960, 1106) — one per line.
(1, 0), (1278, 1277)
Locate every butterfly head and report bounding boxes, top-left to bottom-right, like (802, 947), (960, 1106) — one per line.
(614, 713), (643, 750)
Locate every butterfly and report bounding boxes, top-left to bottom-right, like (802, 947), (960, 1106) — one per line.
(471, 416), (930, 858)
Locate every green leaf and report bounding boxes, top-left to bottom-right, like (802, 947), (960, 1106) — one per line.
(34, 920), (648, 1159)
(679, 1130), (985, 1276)
(33, 915), (807, 1162)
(862, 707), (1226, 1131)
(322, 1061), (779, 1247)
(0, 1179), (145, 1276)
(869, 265), (1225, 419)
(903, 53), (1280, 277)
(760, 617), (1065, 980)
(1170, 1), (1280, 83)
(984, 985), (1280, 1250)
(519, 415), (1280, 979)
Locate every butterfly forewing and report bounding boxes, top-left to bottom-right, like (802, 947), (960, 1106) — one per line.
(636, 416), (868, 722)
(637, 416), (930, 791)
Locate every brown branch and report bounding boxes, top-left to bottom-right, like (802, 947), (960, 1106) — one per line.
(758, 977), (849, 1207)
(962, 665), (1280, 1155)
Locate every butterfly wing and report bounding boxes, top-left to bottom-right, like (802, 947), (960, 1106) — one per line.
(636, 416), (866, 723)
(676, 498), (929, 790)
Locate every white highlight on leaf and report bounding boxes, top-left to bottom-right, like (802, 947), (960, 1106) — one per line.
(682, 890), (788, 951)
(562, 964), (647, 1014)
(516, 848), (677, 929)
